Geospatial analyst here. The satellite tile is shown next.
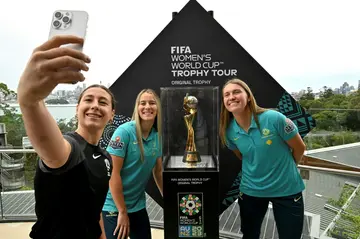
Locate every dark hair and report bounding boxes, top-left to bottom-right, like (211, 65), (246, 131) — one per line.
(77, 84), (116, 109)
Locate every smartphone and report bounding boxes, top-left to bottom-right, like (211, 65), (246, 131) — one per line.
(49, 10), (88, 52)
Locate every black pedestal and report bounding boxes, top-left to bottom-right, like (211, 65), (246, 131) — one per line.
(163, 155), (219, 239)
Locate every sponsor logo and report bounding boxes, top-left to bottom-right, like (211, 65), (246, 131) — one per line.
(92, 154), (101, 159)
(294, 195), (302, 202)
(109, 135), (124, 150)
(262, 128), (270, 136)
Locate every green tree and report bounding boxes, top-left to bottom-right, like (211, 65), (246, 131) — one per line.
(0, 107), (25, 147)
(0, 83), (15, 99)
(0, 84), (24, 149)
(312, 111), (338, 130)
(0, 82), (78, 190)
(345, 111), (360, 131)
(320, 86), (334, 99)
(300, 87), (315, 101)
(57, 117), (77, 133)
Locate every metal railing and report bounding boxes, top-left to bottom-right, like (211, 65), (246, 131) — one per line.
(298, 165), (360, 177)
(1, 152), (13, 161)
(0, 149), (360, 239)
(1, 148), (360, 177)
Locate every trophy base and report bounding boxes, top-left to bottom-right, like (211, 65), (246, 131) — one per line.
(183, 151), (201, 163)
(165, 155), (217, 170)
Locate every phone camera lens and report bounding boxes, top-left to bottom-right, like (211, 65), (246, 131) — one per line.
(62, 16), (70, 23)
(53, 20), (61, 28)
(54, 12), (62, 19)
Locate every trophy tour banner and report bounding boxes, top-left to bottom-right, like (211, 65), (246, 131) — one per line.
(99, 0), (316, 214)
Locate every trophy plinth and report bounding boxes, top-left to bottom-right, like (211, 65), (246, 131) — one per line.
(161, 86), (220, 239)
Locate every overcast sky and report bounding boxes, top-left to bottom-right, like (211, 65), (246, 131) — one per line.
(1, 0), (359, 93)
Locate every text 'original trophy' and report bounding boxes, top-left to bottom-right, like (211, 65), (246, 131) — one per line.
(183, 93), (201, 163)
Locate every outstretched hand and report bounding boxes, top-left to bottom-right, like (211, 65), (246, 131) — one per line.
(17, 35), (91, 106)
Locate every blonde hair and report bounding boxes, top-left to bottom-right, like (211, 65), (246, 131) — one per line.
(132, 89), (162, 161)
(219, 78), (267, 147)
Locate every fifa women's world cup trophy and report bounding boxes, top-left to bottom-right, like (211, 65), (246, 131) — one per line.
(183, 93), (201, 163)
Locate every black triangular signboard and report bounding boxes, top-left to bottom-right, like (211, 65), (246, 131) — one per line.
(100, 0), (316, 215)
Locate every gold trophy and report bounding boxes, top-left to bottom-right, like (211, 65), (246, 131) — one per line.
(183, 93), (201, 163)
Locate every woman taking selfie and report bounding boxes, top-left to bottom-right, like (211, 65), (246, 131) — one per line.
(18, 35), (115, 239)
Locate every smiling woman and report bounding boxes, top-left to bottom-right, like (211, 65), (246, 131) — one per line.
(16, 35), (116, 239)
(219, 78), (306, 239)
(76, 84), (116, 133)
(102, 88), (163, 239)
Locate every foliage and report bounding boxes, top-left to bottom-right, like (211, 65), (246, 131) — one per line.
(0, 83), (15, 99)
(0, 82), (77, 191)
(300, 87), (315, 101)
(298, 86), (360, 151)
(57, 117), (77, 133)
(23, 153), (38, 189)
(300, 87), (360, 132)
(304, 131), (360, 150)
(327, 184), (354, 208)
(19, 185), (33, 191)
(0, 106), (25, 149)
(328, 185), (360, 239)
(320, 86), (334, 99)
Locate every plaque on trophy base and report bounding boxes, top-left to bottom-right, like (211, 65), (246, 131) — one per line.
(165, 155), (216, 169)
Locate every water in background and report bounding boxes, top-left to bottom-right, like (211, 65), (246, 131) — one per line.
(8, 104), (76, 121)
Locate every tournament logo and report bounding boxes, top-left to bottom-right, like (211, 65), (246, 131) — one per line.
(178, 193), (204, 237)
(179, 194), (202, 216)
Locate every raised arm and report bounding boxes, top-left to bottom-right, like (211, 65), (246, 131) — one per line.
(17, 35), (90, 168)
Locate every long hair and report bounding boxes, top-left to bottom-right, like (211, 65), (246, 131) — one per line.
(219, 78), (267, 147)
(131, 89), (162, 161)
